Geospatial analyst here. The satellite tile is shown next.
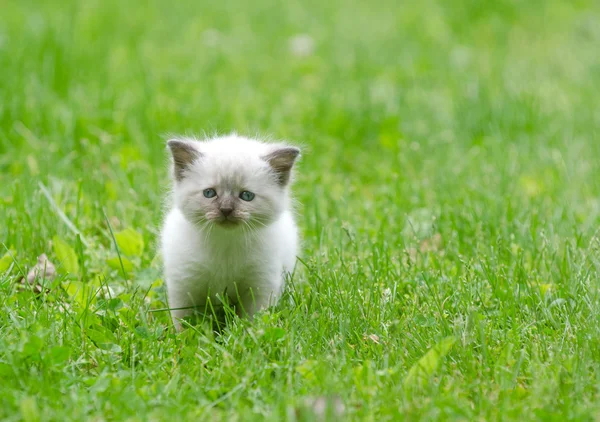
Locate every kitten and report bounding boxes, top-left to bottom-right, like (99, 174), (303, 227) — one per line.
(160, 134), (300, 330)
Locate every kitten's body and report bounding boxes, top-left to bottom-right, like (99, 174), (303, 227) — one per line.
(160, 135), (300, 329)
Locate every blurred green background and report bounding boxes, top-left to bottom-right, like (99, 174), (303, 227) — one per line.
(1, 0), (600, 420)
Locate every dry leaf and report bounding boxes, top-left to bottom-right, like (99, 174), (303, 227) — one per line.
(289, 34), (315, 57)
(296, 396), (345, 420)
(403, 247), (418, 265)
(419, 233), (443, 253)
(404, 233), (444, 266)
(109, 216), (121, 231)
(363, 333), (380, 344)
(382, 287), (392, 304)
(22, 254), (56, 293)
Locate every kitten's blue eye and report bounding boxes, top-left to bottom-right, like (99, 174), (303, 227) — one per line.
(239, 191), (255, 201)
(203, 188), (217, 198)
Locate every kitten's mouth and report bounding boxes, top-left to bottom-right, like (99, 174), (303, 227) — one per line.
(214, 217), (243, 227)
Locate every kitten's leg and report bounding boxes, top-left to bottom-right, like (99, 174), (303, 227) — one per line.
(235, 282), (281, 319)
(167, 282), (206, 331)
(169, 295), (194, 332)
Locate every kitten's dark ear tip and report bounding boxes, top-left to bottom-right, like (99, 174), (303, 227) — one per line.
(166, 139), (202, 156)
(264, 145), (301, 186)
(277, 146), (301, 160)
(166, 139), (185, 151)
(166, 138), (201, 181)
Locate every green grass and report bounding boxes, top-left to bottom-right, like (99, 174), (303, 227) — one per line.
(2, 0), (600, 420)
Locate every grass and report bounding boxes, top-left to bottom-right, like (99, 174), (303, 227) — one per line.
(1, 0), (600, 420)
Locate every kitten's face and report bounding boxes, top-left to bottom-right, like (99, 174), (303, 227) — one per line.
(177, 168), (280, 228)
(168, 136), (299, 230)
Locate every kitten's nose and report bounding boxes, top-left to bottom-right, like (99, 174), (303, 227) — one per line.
(220, 207), (233, 217)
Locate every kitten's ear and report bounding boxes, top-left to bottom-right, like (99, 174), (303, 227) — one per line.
(263, 146), (300, 186)
(167, 139), (202, 181)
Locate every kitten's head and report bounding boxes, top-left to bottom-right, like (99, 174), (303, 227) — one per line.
(167, 135), (300, 230)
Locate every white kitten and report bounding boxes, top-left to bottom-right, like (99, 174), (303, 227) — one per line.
(160, 134), (300, 330)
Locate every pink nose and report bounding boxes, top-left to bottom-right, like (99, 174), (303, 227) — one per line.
(220, 207), (233, 217)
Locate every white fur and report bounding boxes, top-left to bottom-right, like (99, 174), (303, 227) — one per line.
(160, 134), (300, 329)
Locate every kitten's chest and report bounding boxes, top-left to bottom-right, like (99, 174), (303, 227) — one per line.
(177, 230), (275, 292)
(204, 254), (255, 278)
(194, 243), (264, 284)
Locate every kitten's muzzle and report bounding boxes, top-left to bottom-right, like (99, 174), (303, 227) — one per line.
(220, 207), (233, 217)
(215, 208), (243, 227)
(215, 216), (243, 227)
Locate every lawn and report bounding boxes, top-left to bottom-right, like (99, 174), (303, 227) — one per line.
(1, 0), (600, 420)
